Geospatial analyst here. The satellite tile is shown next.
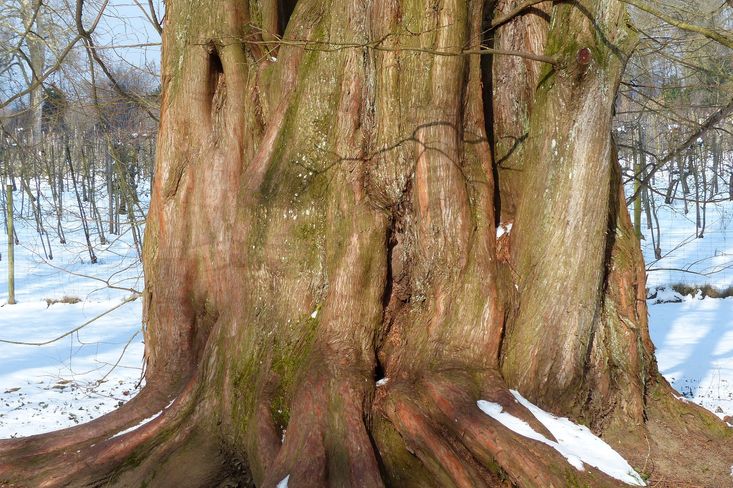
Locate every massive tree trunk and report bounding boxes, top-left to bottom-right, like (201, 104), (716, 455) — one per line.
(2, 0), (732, 486)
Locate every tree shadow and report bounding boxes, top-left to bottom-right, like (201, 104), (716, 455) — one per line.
(655, 299), (733, 401)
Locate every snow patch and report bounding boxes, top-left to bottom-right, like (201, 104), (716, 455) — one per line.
(310, 310), (318, 319)
(108, 397), (175, 439)
(477, 390), (646, 486)
(672, 393), (691, 403)
(376, 378), (389, 387)
(109, 410), (163, 439)
(648, 286), (684, 304)
(496, 223), (513, 239)
(476, 398), (582, 471)
(277, 475), (290, 488)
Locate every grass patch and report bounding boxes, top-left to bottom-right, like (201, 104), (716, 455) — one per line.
(44, 295), (82, 307)
(671, 284), (733, 299)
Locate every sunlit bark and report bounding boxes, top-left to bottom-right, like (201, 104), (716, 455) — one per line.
(1, 1), (732, 486)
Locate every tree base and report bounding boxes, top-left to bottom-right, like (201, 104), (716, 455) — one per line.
(3, 368), (731, 487)
(605, 379), (733, 487)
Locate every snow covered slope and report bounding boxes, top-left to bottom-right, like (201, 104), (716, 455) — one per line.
(0, 182), (145, 438)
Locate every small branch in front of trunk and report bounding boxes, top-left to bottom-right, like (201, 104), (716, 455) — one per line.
(490, 0), (554, 30)
(194, 33), (560, 66)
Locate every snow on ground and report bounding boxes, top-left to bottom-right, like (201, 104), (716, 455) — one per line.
(635, 163), (733, 418)
(643, 202), (733, 289)
(649, 293), (733, 418)
(0, 182), (145, 438)
(640, 177), (733, 289)
(478, 391), (646, 486)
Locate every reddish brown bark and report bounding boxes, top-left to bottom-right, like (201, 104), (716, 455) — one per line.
(1, 0), (732, 487)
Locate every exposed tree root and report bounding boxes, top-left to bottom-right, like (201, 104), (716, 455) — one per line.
(2, 359), (733, 488)
(0, 375), (224, 488)
(261, 367), (383, 488)
(378, 370), (625, 488)
(5, 1), (733, 487)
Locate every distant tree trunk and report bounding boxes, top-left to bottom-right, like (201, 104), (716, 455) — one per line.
(45, 136), (66, 244)
(5, 183), (15, 305)
(700, 146), (707, 238)
(106, 149), (115, 235)
(2, 1), (732, 486)
(20, 0), (46, 145)
(643, 178), (662, 259)
(66, 141), (97, 264)
(712, 132), (720, 195)
(679, 154), (690, 214)
(81, 144), (108, 246)
(633, 144), (642, 238)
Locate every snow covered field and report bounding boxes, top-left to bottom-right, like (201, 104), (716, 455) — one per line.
(0, 182), (145, 438)
(638, 152), (733, 289)
(635, 156), (733, 418)
(644, 201), (733, 289)
(649, 292), (733, 418)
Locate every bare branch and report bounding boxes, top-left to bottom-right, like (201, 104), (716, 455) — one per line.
(75, 0), (160, 121)
(491, 0), (553, 29)
(0, 0), (109, 110)
(0, 34), (83, 110)
(0, 295), (140, 346)
(230, 33), (560, 65)
(147, 0), (163, 34)
(625, 96), (733, 205)
(621, 0), (733, 49)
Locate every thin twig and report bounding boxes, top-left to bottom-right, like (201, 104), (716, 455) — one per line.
(0, 295), (139, 346)
(491, 0), (553, 29)
(95, 330), (142, 385)
(620, 0), (733, 49)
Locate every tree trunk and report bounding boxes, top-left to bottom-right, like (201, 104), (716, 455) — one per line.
(2, 1), (732, 487)
(20, 0), (46, 145)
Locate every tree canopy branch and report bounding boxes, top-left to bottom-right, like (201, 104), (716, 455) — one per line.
(625, 96), (733, 205)
(620, 0), (733, 49)
(490, 0), (553, 29)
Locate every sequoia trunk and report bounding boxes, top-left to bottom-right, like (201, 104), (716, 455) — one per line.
(1, 1), (732, 487)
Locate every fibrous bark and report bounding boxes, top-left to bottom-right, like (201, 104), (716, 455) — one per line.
(2, 0), (732, 487)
